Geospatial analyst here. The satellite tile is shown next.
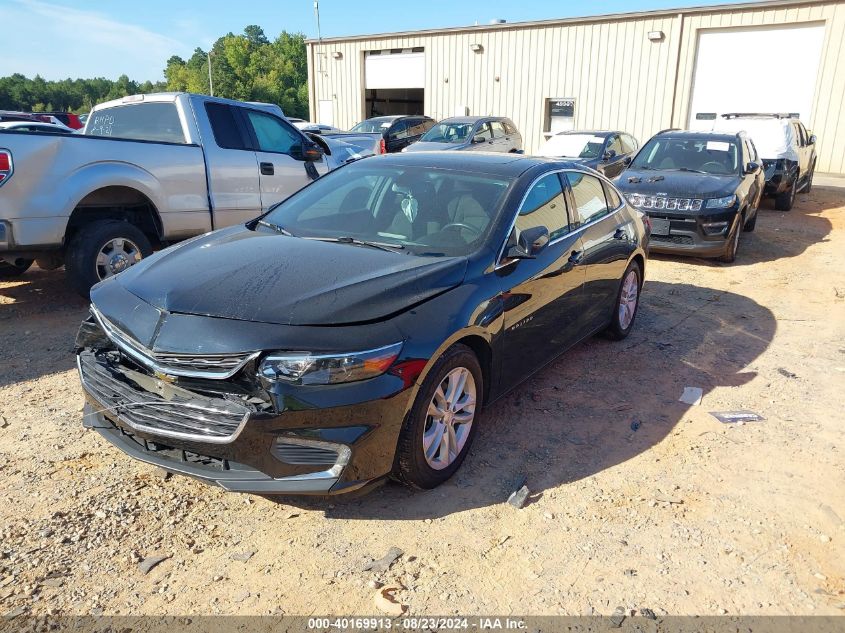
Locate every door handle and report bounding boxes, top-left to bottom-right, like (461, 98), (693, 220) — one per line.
(260, 162), (274, 175)
(613, 228), (628, 240)
(568, 250), (584, 265)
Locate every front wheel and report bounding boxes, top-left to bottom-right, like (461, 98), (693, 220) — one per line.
(719, 216), (742, 263)
(605, 260), (642, 340)
(393, 344), (483, 489)
(774, 177), (797, 211)
(0, 258), (34, 278)
(65, 220), (152, 297)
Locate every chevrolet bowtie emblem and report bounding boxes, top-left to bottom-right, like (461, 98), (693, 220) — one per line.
(154, 371), (176, 383)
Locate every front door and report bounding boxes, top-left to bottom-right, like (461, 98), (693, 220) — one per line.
(562, 171), (633, 334)
(601, 134), (628, 178)
(243, 109), (320, 211)
(497, 172), (587, 393)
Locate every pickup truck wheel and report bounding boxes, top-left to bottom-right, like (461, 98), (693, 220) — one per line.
(65, 221), (152, 297)
(0, 259), (33, 278)
(774, 177), (796, 211)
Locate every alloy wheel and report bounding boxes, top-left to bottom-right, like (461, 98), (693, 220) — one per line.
(423, 367), (477, 470)
(618, 269), (639, 330)
(95, 237), (141, 280)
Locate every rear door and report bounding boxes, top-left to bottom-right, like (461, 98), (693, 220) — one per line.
(241, 108), (321, 211)
(202, 102), (263, 228)
(497, 172), (587, 392)
(562, 171), (632, 334)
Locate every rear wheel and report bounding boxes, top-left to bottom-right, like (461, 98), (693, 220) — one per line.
(65, 220), (152, 297)
(605, 260), (642, 340)
(774, 176), (797, 211)
(394, 344), (483, 489)
(803, 162), (815, 193)
(0, 258), (33, 278)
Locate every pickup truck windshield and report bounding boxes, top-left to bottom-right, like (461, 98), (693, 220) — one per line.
(85, 103), (185, 144)
(262, 163), (512, 257)
(631, 137), (739, 175)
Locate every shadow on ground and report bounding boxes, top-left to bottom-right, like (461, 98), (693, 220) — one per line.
(276, 279), (776, 519)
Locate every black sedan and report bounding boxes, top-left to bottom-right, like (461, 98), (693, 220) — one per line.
(538, 130), (639, 178)
(75, 153), (649, 495)
(615, 130), (764, 263)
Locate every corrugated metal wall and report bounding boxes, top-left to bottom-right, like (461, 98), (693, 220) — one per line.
(308, 1), (845, 173)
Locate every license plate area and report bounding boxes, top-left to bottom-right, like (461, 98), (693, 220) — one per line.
(650, 217), (671, 236)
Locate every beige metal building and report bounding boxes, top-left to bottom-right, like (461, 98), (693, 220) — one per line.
(306, 0), (845, 174)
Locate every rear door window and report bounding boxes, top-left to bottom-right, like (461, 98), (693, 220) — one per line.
(490, 121), (508, 138)
(205, 103), (248, 150)
(85, 103), (185, 143)
(390, 120), (411, 140)
(565, 171), (610, 226)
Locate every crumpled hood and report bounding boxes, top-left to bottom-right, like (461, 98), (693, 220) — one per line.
(615, 169), (741, 199)
(110, 225), (467, 326)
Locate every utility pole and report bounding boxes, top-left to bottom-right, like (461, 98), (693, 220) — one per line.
(207, 51), (214, 97)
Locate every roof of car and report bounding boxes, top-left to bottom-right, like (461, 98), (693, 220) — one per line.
(558, 130), (617, 136)
(438, 116), (509, 124)
(655, 130), (742, 142)
(364, 115), (429, 123)
(361, 150), (587, 177)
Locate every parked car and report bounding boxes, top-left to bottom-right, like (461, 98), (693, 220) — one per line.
(615, 130), (764, 262)
(348, 115), (436, 153)
(291, 121), (343, 134)
(714, 113), (816, 211)
(0, 110), (39, 123)
(0, 121), (76, 134)
(38, 111), (85, 130)
(402, 116), (522, 153)
(0, 93), (332, 290)
(75, 152), (649, 495)
(538, 130), (639, 178)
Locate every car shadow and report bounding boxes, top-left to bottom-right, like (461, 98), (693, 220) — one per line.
(648, 186), (837, 268)
(273, 279), (776, 519)
(0, 266), (88, 389)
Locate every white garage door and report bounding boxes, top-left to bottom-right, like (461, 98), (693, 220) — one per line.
(688, 24), (825, 129)
(365, 51), (425, 90)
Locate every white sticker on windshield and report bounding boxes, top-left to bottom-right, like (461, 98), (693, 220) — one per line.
(381, 122), (391, 128)
(706, 141), (730, 152)
(589, 136), (605, 144)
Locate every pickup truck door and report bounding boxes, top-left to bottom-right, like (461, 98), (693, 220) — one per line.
(242, 109), (323, 211)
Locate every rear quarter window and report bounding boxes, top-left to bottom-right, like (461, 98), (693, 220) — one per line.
(86, 103), (185, 143)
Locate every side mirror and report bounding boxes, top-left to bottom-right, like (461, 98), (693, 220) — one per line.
(603, 149), (617, 161)
(809, 134), (817, 145)
(505, 226), (550, 260)
(471, 136), (486, 144)
(623, 156), (633, 167)
(745, 161), (761, 175)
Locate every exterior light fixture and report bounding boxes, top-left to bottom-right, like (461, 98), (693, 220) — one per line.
(648, 31), (665, 41)
(470, 43), (483, 53)
(332, 51), (343, 59)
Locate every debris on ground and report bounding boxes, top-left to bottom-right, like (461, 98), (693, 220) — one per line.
(778, 368), (798, 379)
(710, 410), (765, 424)
(138, 555), (169, 575)
(361, 547), (404, 572)
(679, 387), (704, 406)
(609, 606), (626, 627)
(507, 485), (530, 509)
(0, 416), (9, 429)
(654, 491), (683, 505)
(640, 608), (657, 620)
(230, 551), (255, 562)
(624, 569), (638, 577)
(630, 419), (642, 431)
(373, 585), (406, 615)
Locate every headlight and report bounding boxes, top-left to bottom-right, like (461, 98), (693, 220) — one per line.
(705, 195), (736, 209)
(258, 342), (403, 385)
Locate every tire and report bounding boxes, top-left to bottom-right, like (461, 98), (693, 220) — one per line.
(719, 216), (742, 263)
(774, 177), (797, 211)
(393, 344), (483, 490)
(605, 260), (642, 340)
(743, 209), (757, 232)
(65, 220), (152, 297)
(803, 162), (815, 194)
(0, 259), (34, 278)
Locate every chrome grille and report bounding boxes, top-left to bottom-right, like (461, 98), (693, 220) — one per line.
(627, 194), (703, 212)
(78, 351), (249, 442)
(91, 306), (258, 379)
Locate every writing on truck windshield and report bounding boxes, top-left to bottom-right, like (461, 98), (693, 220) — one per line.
(86, 103), (185, 144)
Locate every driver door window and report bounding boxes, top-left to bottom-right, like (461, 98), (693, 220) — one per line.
(515, 173), (569, 241)
(607, 135), (623, 157)
(474, 123), (493, 143)
(245, 110), (301, 155)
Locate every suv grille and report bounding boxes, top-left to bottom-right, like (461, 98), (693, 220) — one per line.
(627, 194), (703, 212)
(78, 351), (250, 442)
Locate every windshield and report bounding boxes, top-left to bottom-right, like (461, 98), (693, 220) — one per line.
(632, 137), (739, 175)
(350, 119), (393, 133)
(420, 122), (474, 144)
(261, 162), (513, 257)
(539, 133), (606, 159)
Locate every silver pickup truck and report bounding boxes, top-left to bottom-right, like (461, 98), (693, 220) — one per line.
(0, 92), (352, 295)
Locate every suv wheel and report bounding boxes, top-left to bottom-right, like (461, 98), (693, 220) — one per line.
(803, 162), (815, 194)
(0, 258), (34, 278)
(775, 177), (797, 211)
(719, 216), (742, 263)
(65, 220), (152, 297)
(743, 209), (757, 232)
(394, 344), (483, 490)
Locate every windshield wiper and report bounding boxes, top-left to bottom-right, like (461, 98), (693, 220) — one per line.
(304, 236), (405, 253)
(257, 220), (295, 237)
(673, 167), (706, 174)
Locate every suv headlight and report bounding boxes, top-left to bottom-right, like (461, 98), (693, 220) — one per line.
(705, 195), (737, 209)
(258, 342), (403, 385)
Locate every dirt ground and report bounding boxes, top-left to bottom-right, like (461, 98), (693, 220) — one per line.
(1, 185), (843, 618)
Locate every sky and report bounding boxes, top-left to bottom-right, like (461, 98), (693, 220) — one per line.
(0, 0), (753, 82)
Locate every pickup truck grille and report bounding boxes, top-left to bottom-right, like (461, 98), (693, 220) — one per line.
(78, 351), (250, 442)
(91, 306), (258, 379)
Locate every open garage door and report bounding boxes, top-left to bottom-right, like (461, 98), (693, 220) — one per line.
(365, 49), (425, 117)
(688, 24), (824, 130)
